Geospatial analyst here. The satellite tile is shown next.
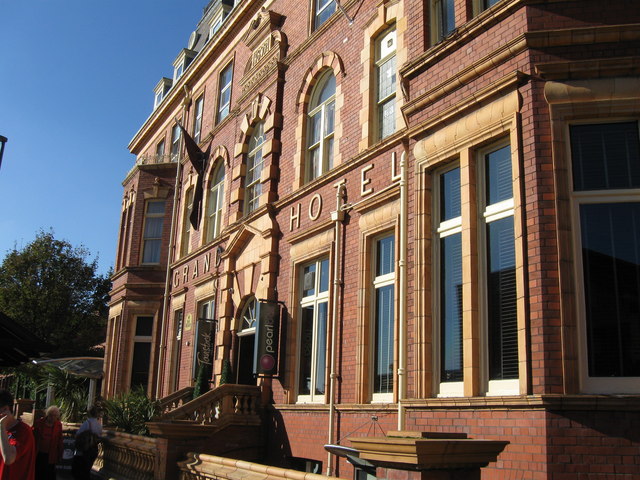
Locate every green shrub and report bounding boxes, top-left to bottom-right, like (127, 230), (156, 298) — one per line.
(193, 362), (211, 399)
(102, 388), (160, 436)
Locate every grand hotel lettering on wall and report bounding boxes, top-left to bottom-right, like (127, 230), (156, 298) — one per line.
(173, 252), (212, 288)
(289, 152), (402, 231)
(171, 153), (402, 287)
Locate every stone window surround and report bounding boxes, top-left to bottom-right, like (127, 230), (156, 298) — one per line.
(412, 90), (527, 398)
(293, 51), (345, 190)
(231, 93), (281, 222)
(545, 76), (640, 395)
(358, 1), (407, 152)
(355, 201), (400, 404)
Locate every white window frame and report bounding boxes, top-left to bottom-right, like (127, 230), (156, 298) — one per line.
(477, 141), (519, 396)
(210, 13), (224, 37)
(245, 123), (265, 215)
(181, 188), (194, 258)
(141, 200), (165, 264)
(432, 0), (455, 44)
(217, 62), (233, 123)
(569, 120), (640, 394)
(306, 71), (335, 182)
(239, 297), (258, 336)
(375, 28), (397, 141)
(371, 234), (395, 403)
(297, 258), (330, 404)
(434, 164), (464, 398)
(131, 316), (153, 389)
(313, 0), (336, 30)
(206, 163), (225, 243)
(156, 139), (166, 161)
(171, 124), (181, 162)
(193, 95), (204, 145)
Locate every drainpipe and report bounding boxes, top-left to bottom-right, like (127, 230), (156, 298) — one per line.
(397, 151), (407, 431)
(155, 103), (189, 399)
(327, 182), (346, 476)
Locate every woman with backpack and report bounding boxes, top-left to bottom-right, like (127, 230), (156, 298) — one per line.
(71, 406), (102, 480)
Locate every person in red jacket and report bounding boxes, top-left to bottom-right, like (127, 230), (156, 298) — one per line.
(0, 389), (36, 480)
(33, 406), (63, 480)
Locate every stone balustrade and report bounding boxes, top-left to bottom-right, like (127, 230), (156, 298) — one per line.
(95, 430), (158, 480)
(159, 386), (195, 415)
(160, 383), (261, 425)
(178, 452), (347, 480)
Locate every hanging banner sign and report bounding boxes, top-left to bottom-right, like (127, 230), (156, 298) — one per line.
(254, 301), (281, 376)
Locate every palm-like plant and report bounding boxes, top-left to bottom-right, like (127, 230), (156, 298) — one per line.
(37, 366), (88, 422)
(102, 388), (160, 436)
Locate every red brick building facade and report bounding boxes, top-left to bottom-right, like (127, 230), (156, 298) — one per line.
(105, 0), (640, 478)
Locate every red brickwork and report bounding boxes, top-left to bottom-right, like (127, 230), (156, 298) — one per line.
(105, 0), (640, 478)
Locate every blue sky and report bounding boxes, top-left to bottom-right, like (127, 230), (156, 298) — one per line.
(0, 0), (205, 275)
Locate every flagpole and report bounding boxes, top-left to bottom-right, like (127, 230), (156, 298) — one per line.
(155, 99), (190, 399)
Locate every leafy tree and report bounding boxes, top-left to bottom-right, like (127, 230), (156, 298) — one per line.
(0, 230), (111, 357)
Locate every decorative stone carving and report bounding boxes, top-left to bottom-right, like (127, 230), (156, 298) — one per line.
(240, 8), (288, 100)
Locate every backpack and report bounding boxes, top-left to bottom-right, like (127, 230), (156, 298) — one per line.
(75, 429), (98, 452)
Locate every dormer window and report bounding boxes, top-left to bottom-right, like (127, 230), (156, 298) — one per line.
(153, 78), (173, 109)
(207, 0), (234, 40)
(209, 14), (224, 37)
(173, 49), (197, 82)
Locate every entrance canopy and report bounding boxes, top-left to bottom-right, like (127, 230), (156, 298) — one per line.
(33, 357), (103, 379)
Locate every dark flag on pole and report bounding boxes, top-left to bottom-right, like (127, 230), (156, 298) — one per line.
(179, 123), (211, 231)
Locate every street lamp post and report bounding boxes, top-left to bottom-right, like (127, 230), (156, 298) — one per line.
(0, 136), (7, 171)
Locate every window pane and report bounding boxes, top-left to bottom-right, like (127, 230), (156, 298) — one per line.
(379, 97), (396, 140)
(319, 259), (330, 293)
(308, 147), (320, 180)
(436, 0), (456, 39)
(378, 56), (396, 100)
(130, 342), (151, 389)
(487, 216), (518, 380)
(144, 217), (163, 238)
(315, 302), (328, 395)
(315, 0), (335, 29)
(309, 112), (321, 145)
(376, 235), (395, 276)
(375, 284), (394, 393)
(135, 316), (154, 336)
(299, 306), (314, 395)
(441, 168), (461, 222)
(142, 239), (161, 263)
(485, 145), (512, 205)
(581, 202), (640, 377)
(441, 233), (463, 382)
(303, 263), (316, 297)
(147, 200), (165, 215)
(571, 122), (640, 191)
(324, 101), (335, 136)
(318, 75), (336, 104)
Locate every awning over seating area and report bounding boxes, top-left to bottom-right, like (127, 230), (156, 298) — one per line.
(33, 357), (103, 379)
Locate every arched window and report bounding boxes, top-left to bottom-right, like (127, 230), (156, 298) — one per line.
(206, 163), (225, 242)
(306, 72), (335, 182)
(240, 297), (258, 333)
(235, 296), (258, 385)
(245, 123), (265, 215)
